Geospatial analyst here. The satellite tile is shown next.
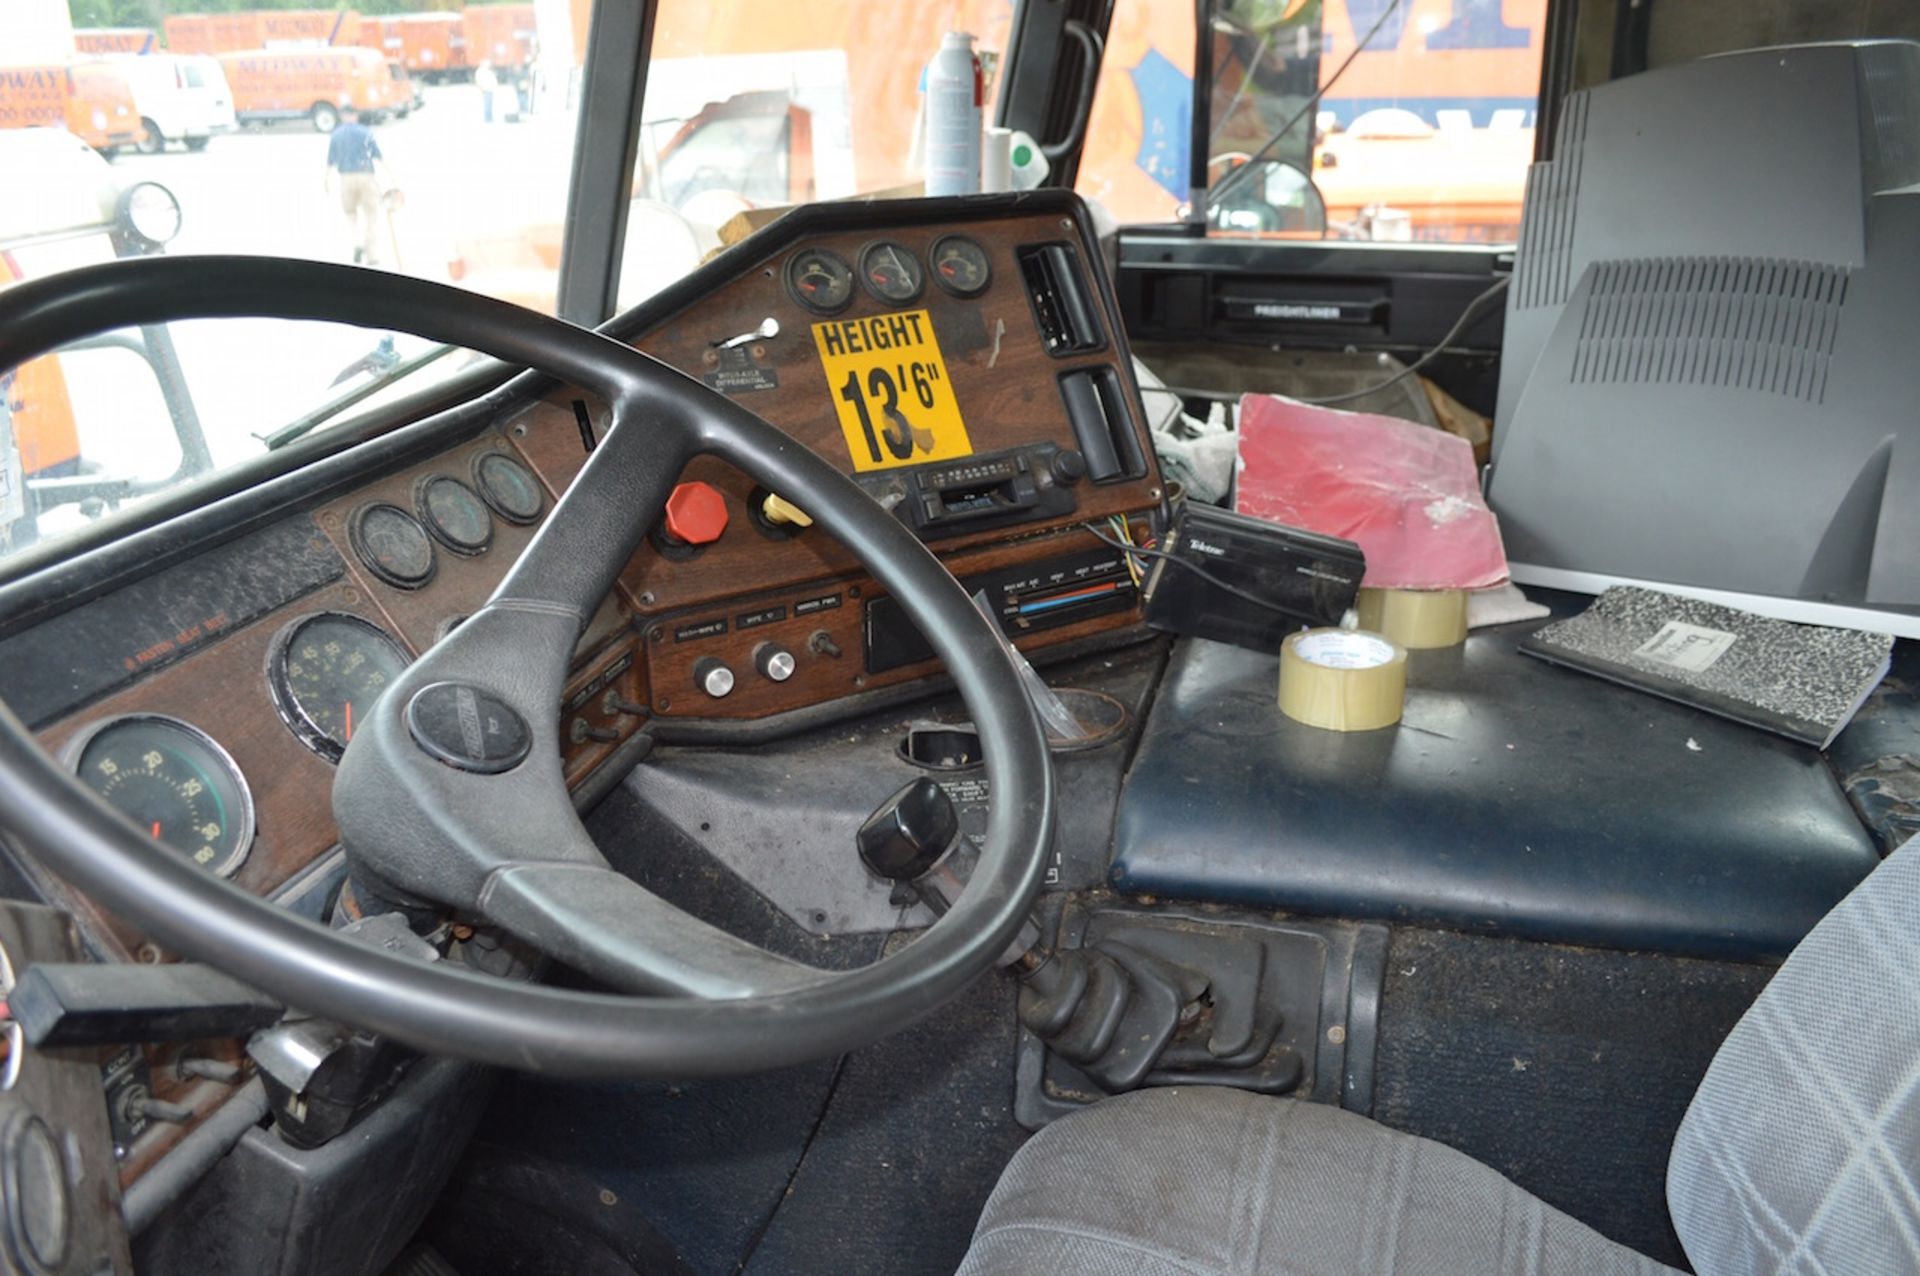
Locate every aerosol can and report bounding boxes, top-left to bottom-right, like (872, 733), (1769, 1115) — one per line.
(924, 31), (982, 196)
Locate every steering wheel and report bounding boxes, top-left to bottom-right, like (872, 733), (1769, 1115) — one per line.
(0, 257), (1055, 1078)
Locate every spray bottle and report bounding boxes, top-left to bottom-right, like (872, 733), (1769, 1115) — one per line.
(924, 31), (982, 196)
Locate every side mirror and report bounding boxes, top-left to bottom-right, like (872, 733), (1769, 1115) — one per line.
(1207, 158), (1327, 236)
(114, 181), (183, 254)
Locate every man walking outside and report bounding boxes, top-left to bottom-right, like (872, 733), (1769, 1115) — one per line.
(324, 108), (390, 266)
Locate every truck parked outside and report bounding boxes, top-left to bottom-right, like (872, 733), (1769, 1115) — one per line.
(74, 28), (157, 55)
(0, 60), (142, 154)
(104, 53), (237, 154)
(358, 13), (468, 82)
(164, 10), (362, 56)
(461, 5), (538, 73)
(217, 48), (403, 133)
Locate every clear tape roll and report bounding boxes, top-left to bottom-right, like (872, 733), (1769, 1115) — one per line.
(1278, 629), (1408, 731)
(1355, 587), (1469, 650)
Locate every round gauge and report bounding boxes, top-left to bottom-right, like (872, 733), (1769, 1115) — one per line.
(69, 715), (255, 878)
(859, 241), (925, 305)
(349, 503), (436, 590)
(784, 248), (855, 315)
(930, 234), (992, 298)
(415, 475), (493, 555)
(268, 612), (411, 762)
(472, 452), (544, 525)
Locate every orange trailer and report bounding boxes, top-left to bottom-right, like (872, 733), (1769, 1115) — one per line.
(0, 61), (142, 153)
(165, 10), (362, 56)
(359, 13), (468, 81)
(461, 5), (538, 71)
(74, 29), (159, 56)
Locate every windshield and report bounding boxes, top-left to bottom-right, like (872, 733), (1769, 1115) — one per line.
(1075, 0), (1547, 242)
(1, 2), (591, 563)
(613, 0), (1014, 311)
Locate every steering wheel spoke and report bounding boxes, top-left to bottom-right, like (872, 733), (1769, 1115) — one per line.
(478, 862), (822, 998)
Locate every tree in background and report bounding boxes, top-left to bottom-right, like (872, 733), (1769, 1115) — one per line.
(67, 0), (470, 27)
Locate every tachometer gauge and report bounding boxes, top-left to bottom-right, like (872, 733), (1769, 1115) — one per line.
(784, 248), (855, 315)
(269, 612), (411, 762)
(859, 241), (925, 304)
(930, 234), (992, 298)
(69, 715), (255, 877)
(415, 474), (494, 555)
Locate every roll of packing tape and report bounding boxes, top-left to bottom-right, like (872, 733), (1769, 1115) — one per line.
(1355, 587), (1469, 650)
(1278, 629), (1408, 731)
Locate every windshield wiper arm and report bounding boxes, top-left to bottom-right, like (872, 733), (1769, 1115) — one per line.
(260, 341), (457, 451)
(1205, 0), (1404, 213)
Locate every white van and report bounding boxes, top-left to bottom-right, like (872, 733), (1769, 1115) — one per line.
(104, 53), (237, 153)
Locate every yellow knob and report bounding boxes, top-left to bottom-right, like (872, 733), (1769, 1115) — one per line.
(762, 493), (814, 528)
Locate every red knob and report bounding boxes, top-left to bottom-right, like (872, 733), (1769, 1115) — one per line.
(663, 481), (729, 546)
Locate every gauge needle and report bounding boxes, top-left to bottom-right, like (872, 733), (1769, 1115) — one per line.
(344, 702), (354, 742)
(151, 821), (161, 838)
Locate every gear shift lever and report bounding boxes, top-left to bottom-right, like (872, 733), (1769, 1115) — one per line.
(857, 780), (1274, 1092)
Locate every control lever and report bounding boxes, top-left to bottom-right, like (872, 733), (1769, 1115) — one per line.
(858, 778), (1038, 959)
(9, 961), (283, 1048)
(246, 913), (438, 1148)
(713, 317), (779, 350)
(855, 780), (1225, 1091)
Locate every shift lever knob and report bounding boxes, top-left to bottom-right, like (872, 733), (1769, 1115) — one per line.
(857, 778), (959, 883)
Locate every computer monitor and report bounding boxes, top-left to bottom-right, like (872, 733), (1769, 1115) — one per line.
(1489, 40), (1920, 636)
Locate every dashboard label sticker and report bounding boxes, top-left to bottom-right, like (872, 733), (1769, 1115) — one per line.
(736, 605), (786, 630)
(703, 345), (779, 395)
(794, 593), (842, 616)
(811, 310), (973, 472)
(673, 617), (727, 643)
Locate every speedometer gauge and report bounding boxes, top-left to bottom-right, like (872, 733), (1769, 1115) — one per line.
(784, 248), (855, 315)
(69, 715), (255, 877)
(859, 241), (925, 304)
(269, 612), (411, 762)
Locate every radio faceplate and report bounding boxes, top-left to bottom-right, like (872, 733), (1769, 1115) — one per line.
(853, 443), (1083, 539)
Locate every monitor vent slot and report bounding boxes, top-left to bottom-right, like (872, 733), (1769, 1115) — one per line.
(1018, 243), (1106, 356)
(1058, 366), (1145, 483)
(1571, 256), (1850, 404)
(1514, 90), (1590, 311)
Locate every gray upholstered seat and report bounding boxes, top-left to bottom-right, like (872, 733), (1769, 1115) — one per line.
(959, 839), (1920, 1275)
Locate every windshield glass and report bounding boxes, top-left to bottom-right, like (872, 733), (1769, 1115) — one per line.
(1, 1), (591, 563)
(1075, 0), (1547, 242)
(614, 0), (1014, 311)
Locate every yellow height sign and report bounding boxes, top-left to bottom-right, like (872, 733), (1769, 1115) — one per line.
(811, 310), (973, 472)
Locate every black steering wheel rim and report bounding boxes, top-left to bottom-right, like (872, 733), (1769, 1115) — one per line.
(0, 256), (1055, 1078)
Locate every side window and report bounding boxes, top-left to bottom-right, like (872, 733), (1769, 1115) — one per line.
(1074, 0), (1197, 227)
(0, 2), (594, 560)
(1077, 0), (1548, 244)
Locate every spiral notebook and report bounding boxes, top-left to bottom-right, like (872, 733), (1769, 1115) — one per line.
(1521, 587), (1894, 749)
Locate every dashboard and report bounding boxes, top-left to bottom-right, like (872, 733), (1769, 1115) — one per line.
(0, 191), (1162, 1196)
